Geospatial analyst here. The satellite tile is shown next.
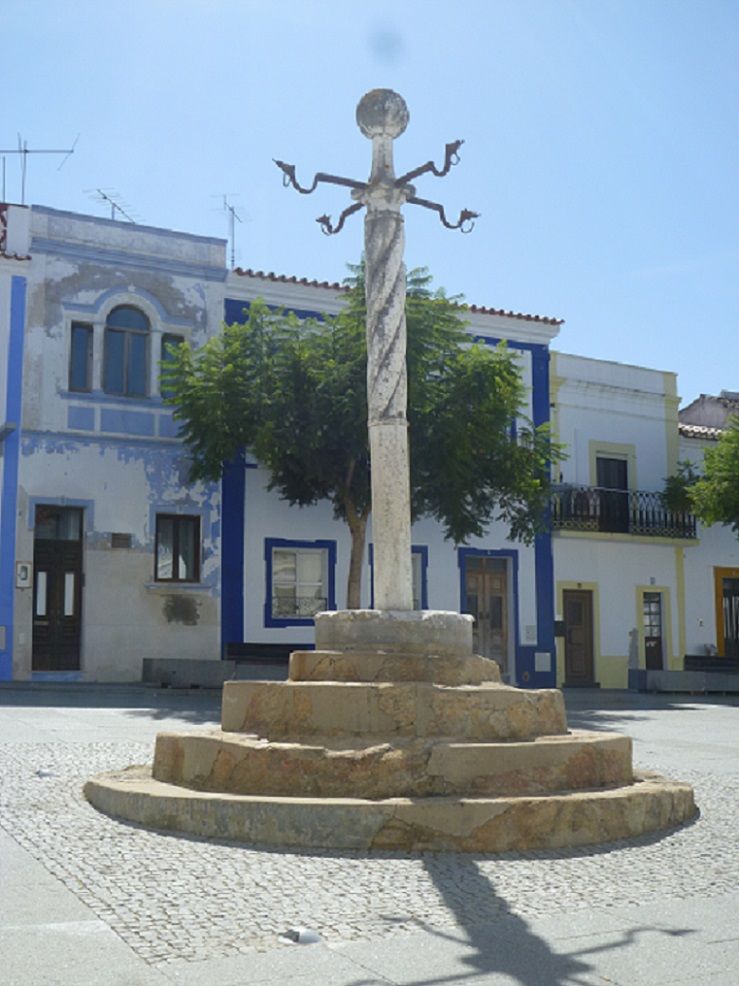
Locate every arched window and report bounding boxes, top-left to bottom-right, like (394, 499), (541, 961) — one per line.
(103, 305), (150, 396)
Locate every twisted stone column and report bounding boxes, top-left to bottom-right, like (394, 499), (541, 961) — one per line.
(354, 90), (414, 611)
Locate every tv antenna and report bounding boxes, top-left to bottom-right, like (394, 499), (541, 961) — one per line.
(0, 133), (78, 204)
(86, 188), (138, 223)
(222, 195), (243, 268)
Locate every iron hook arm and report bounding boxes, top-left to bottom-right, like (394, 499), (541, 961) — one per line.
(316, 201), (364, 236)
(395, 140), (464, 186)
(274, 160), (367, 195)
(407, 196), (479, 233)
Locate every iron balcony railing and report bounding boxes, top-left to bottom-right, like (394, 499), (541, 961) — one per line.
(550, 485), (697, 539)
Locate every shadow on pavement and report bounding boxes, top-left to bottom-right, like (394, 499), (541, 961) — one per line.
(563, 689), (737, 733)
(0, 683), (221, 719)
(122, 704), (221, 724)
(347, 854), (696, 986)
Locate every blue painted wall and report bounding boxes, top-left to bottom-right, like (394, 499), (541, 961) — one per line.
(0, 276), (27, 680)
(463, 339), (555, 688)
(220, 454), (246, 651)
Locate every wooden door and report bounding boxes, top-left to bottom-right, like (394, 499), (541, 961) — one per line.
(464, 557), (508, 671)
(596, 457), (629, 533)
(722, 578), (739, 659)
(32, 507), (83, 672)
(643, 591), (664, 670)
(563, 589), (595, 685)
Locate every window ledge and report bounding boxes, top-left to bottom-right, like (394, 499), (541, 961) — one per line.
(145, 582), (211, 593)
(60, 389), (166, 408)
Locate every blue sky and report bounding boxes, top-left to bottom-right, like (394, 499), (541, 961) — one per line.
(3, 0), (737, 406)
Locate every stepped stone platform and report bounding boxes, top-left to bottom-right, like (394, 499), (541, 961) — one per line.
(84, 610), (698, 852)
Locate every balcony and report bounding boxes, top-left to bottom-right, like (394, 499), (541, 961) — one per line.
(550, 485), (697, 539)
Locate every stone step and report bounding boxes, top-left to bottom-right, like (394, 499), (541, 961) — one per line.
(221, 680), (567, 741)
(288, 650), (501, 685)
(84, 767), (698, 853)
(152, 729), (633, 799)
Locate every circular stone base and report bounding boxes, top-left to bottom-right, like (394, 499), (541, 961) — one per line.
(288, 650), (500, 685)
(314, 610), (474, 657)
(84, 768), (698, 853)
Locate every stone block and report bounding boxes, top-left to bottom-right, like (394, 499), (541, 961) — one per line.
(314, 610), (474, 657)
(220, 680), (567, 741)
(288, 650), (501, 685)
(151, 729), (632, 799)
(84, 768), (698, 853)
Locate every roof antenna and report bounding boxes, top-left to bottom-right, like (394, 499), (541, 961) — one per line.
(223, 194), (243, 268)
(86, 188), (138, 223)
(0, 133), (79, 204)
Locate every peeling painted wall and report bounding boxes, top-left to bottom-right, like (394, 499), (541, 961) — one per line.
(11, 208), (226, 681)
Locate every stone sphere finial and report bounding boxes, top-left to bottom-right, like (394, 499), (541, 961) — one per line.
(356, 89), (409, 140)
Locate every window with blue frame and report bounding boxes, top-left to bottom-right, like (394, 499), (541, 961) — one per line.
(103, 305), (149, 397)
(69, 322), (93, 392)
(160, 332), (184, 399)
(265, 538), (336, 626)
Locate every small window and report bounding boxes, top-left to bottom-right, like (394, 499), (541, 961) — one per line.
(155, 514), (200, 582)
(265, 539), (336, 625)
(272, 547), (327, 618)
(69, 322), (93, 392)
(160, 333), (184, 399)
(103, 305), (150, 397)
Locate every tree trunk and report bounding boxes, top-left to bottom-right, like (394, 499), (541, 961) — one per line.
(345, 507), (369, 610)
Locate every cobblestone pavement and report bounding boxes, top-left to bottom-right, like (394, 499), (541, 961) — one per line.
(0, 696), (737, 969)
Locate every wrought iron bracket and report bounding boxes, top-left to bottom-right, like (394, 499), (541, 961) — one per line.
(407, 197), (479, 233)
(395, 140), (463, 186)
(316, 202), (364, 236)
(275, 137), (478, 235)
(274, 160), (366, 195)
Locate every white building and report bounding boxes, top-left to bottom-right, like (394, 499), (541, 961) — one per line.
(1, 203), (737, 687)
(678, 393), (739, 664)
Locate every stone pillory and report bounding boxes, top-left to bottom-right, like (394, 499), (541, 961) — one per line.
(275, 87), (478, 611)
(84, 90), (697, 854)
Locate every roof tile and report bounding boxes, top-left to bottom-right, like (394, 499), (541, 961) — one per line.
(232, 267), (563, 326)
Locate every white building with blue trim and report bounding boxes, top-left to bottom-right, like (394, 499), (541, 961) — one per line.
(2, 203), (737, 689)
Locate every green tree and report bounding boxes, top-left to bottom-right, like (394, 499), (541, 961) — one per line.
(687, 417), (739, 537)
(162, 268), (561, 608)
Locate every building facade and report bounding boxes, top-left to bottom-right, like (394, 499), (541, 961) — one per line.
(1, 203), (737, 687)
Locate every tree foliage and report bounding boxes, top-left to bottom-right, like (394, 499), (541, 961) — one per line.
(162, 267), (562, 605)
(661, 460), (701, 514)
(687, 417), (739, 537)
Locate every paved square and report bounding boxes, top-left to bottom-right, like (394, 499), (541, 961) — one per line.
(1, 685), (737, 984)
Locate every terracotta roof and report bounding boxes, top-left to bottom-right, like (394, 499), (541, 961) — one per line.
(232, 267), (563, 326)
(234, 268), (346, 291)
(463, 303), (563, 326)
(679, 422), (723, 441)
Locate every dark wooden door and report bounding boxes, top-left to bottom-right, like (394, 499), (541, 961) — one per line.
(563, 589), (595, 685)
(722, 578), (739, 659)
(643, 591), (664, 670)
(596, 457), (629, 533)
(32, 507), (83, 671)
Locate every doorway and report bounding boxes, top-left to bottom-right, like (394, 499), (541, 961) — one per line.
(562, 589), (595, 685)
(596, 456), (629, 533)
(643, 591), (664, 670)
(721, 578), (739, 659)
(32, 506), (84, 672)
(463, 555), (509, 672)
